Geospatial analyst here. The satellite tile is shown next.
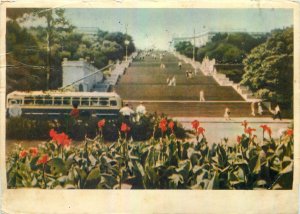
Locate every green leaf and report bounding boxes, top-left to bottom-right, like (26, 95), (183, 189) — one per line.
(47, 158), (66, 175)
(84, 167), (101, 189)
(169, 174), (184, 187)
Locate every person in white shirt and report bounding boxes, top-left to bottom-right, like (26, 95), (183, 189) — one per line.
(119, 103), (135, 118)
(199, 90), (205, 102)
(273, 104), (282, 120)
(136, 102), (146, 121)
(8, 101), (22, 117)
(224, 107), (231, 120)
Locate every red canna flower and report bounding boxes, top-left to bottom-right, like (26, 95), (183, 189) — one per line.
(241, 120), (248, 129)
(191, 120), (200, 130)
(121, 123), (130, 133)
(98, 119), (105, 128)
(168, 121), (175, 132)
(286, 128), (293, 136)
(37, 154), (49, 165)
(55, 132), (71, 147)
(260, 125), (272, 137)
(160, 118), (168, 126)
(197, 127), (205, 135)
(49, 129), (57, 138)
(159, 122), (167, 133)
(244, 127), (256, 136)
(19, 150), (28, 159)
(29, 147), (38, 157)
(237, 135), (242, 144)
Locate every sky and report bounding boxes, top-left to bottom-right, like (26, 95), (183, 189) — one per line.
(21, 8), (294, 50)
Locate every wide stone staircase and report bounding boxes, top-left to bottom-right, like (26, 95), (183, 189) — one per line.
(114, 51), (270, 117)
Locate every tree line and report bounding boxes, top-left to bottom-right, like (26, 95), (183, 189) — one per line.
(6, 8), (136, 92)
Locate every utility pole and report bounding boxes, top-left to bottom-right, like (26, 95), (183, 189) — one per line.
(125, 24), (129, 62)
(193, 28), (196, 62)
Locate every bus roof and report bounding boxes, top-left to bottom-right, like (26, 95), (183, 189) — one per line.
(7, 91), (120, 98)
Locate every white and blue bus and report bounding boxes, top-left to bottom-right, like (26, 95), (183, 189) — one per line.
(6, 91), (122, 118)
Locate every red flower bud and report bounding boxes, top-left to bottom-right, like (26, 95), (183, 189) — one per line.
(191, 120), (200, 130)
(19, 150), (28, 158)
(37, 154), (49, 165)
(121, 123), (130, 133)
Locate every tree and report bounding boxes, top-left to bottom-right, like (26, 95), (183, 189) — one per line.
(241, 27), (293, 107)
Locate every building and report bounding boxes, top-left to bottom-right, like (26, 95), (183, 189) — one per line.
(62, 58), (104, 92)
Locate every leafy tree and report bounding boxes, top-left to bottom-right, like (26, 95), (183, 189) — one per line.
(241, 27), (293, 107)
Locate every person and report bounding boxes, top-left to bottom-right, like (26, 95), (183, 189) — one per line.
(178, 61), (182, 69)
(224, 107), (231, 120)
(199, 90), (205, 102)
(251, 102), (256, 116)
(136, 102), (146, 121)
(258, 102), (263, 115)
(168, 76), (176, 86)
(8, 100), (22, 117)
(70, 102), (79, 119)
(119, 103), (135, 121)
(273, 104), (282, 120)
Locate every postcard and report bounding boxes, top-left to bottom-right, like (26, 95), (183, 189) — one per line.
(0, 0), (299, 213)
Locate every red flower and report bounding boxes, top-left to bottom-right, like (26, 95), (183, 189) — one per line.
(29, 147), (38, 157)
(286, 129), (293, 136)
(260, 125), (272, 137)
(19, 150), (27, 159)
(197, 127), (205, 135)
(37, 154), (49, 165)
(191, 120), (200, 130)
(98, 119), (105, 128)
(244, 127), (256, 136)
(159, 122), (167, 133)
(168, 121), (175, 132)
(49, 129), (57, 138)
(55, 132), (71, 147)
(160, 118), (168, 126)
(237, 135), (242, 144)
(121, 123), (130, 133)
(241, 120), (248, 129)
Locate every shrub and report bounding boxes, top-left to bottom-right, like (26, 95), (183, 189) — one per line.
(6, 120), (293, 189)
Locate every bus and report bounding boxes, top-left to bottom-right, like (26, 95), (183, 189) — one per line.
(6, 91), (122, 118)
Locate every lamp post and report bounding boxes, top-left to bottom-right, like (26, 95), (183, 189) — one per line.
(125, 39), (130, 62)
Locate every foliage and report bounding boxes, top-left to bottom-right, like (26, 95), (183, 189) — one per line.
(175, 32), (267, 64)
(6, 120), (293, 189)
(6, 9), (136, 91)
(241, 27), (293, 105)
(6, 114), (187, 141)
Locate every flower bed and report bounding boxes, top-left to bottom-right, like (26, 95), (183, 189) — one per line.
(6, 119), (293, 189)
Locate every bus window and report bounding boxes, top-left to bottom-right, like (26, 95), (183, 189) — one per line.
(35, 96), (44, 105)
(81, 97), (89, 106)
(54, 97), (62, 105)
(24, 96), (34, 105)
(8, 99), (22, 105)
(99, 98), (109, 106)
(91, 98), (99, 106)
(110, 100), (117, 106)
(44, 96), (53, 105)
(62, 97), (71, 105)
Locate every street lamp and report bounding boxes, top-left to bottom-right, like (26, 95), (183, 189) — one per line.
(125, 39), (130, 62)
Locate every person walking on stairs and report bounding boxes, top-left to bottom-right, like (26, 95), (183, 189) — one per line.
(199, 90), (205, 102)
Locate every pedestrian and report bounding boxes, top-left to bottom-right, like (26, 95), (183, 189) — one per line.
(178, 61), (182, 69)
(273, 104), (282, 120)
(258, 102), (263, 115)
(119, 103), (135, 122)
(199, 90), (205, 102)
(224, 107), (231, 120)
(136, 101), (146, 121)
(70, 102), (80, 119)
(8, 100), (22, 118)
(251, 102), (256, 116)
